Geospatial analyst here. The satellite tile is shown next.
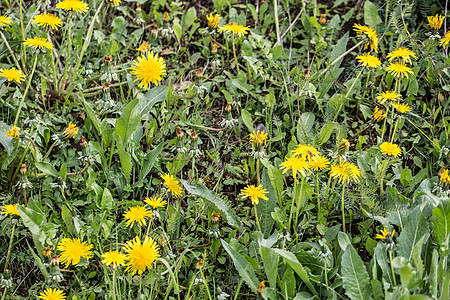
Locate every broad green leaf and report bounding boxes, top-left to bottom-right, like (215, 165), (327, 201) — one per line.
(61, 205), (74, 235)
(364, 1), (382, 28)
(297, 112), (315, 143)
(338, 231), (352, 251)
(0, 121), (14, 155)
(429, 249), (438, 298)
(181, 180), (240, 228)
(272, 248), (317, 295)
(392, 256), (413, 287)
(317, 122), (338, 146)
(431, 198), (450, 254)
(221, 239), (259, 292)
(139, 143), (163, 181)
(115, 98), (140, 146)
(329, 32), (349, 69)
(35, 162), (59, 177)
(79, 93), (101, 134)
(341, 244), (372, 300)
(257, 170), (277, 237)
(374, 242), (393, 284)
(182, 7), (197, 32)
(397, 206), (429, 261)
(114, 132), (132, 182)
(241, 109), (254, 132)
(280, 268), (297, 298)
(101, 187), (113, 210)
(135, 86), (168, 116)
(261, 246), (277, 290)
(17, 206), (45, 236)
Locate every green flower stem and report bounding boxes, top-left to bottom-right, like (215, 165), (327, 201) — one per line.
(0, 32), (22, 72)
(333, 68), (364, 122)
(288, 179), (298, 232)
(254, 204), (262, 232)
(42, 140), (58, 161)
(378, 159), (389, 198)
(324, 258), (329, 293)
(256, 158), (260, 186)
(200, 267), (213, 300)
(3, 223), (16, 273)
(341, 184), (346, 233)
(387, 105), (395, 142)
(294, 177), (305, 230)
(390, 117), (399, 143)
(380, 109), (388, 141)
(14, 55), (38, 126)
(232, 38), (239, 71)
(60, 14), (73, 91)
(316, 172), (320, 214)
(19, 0), (26, 67)
(389, 250), (397, 286)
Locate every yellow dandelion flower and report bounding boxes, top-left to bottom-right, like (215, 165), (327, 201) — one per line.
(130, 52), (167, 89)
(240, 184), (268, 205)
(440, 168), (450, 185)
(124, 236), (160, 275)
(144, 197), (167, 209)
(376, 228), (395, 240)
(1, 204), (20, 216)
(380, 142), (401, 157)
(376, 90), (402, 104)
(292, 144), (320, 158)
(280, 155), (311, 179)
(110, 0), (121, 6)
(341, 139), (351, 149)
(161, 173), (183, 198)
(249, 130), (267, 147)
(386, 47), (417, 64)
(24, 37), (54, 50)
(101, 251), (127, 268)
(56, 0), (89, 14)
(123, 206), (153, 227)
(440, 31), (450, 49)
(0, 15), (12, 30)
(428, 14), (444, 31)
(39, 288), (66, 300)
(219, 22), (250, 38)
(309, 155), (330, 171)
(136, 41), (151, 53)
(353, 23), (379, 52)
(1, 67), (25, 83)
(5, 126), (20, 138)
(206, 14), (221, 29)
(356, 53), (381, 68)
(392, 102), (411, 114)
(63, 122), (79, 138)
(33, 13), (62, 29)
(386, 62), (414, 79)
(373, 106), (387, 122)
(329, 161), (361, 184)
(57, 237), (94, 268)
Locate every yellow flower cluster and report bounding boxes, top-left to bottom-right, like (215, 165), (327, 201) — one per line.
(440, 168), (450, 185)
(240, 184), (268, 205)
(380, 142), (402, 157)
(353, 23), (379, 52)
(280, 144), (330, 179)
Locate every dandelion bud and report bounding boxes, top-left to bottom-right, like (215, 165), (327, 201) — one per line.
(319, 14), (327, 24)
(439, 92), (444, 102)
(196, 67), (203, 80)
(43, 246), (52, 258)
(211, 43), (218, 55)
(151, 25), (158, 37)
(79, 136), (88, 148)
(163, 12), (170, 22)
(176, 126), (184, 139)
(136, 4), (141, 12)
(191, 130), (198, 142)
(103, 82), (111, 92)
(105, 55), (112, 63)
(50, 255), (60, 265)
(211, 212), (220, 223)
(225, 102), (232, 113)
(195, 258), (203, 270)
(303, 68), (310, 78)
(20, 162), (27, 175)
(257, 281), (266, 294)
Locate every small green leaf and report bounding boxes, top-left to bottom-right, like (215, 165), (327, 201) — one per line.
(139, 143), (163, 181)
(364, 1), (382, 28)
(241, 109), (254, 132)
(35, 162), (59, 177)
(135, 86), (168, 116)
(115, 98), (140, 146)
(101, 187), (113, 210)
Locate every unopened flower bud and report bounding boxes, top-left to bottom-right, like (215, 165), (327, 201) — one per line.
(20, 162), (27, 175)
(211, 43), (218, 55)
(163, 12), (170, 22)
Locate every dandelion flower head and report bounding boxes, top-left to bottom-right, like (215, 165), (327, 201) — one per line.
(329, 161), (361, 184)
(207, 14), (221, 29)
(161, 173), (183, 198)
(440, 168), (450, 185)
(1, 67), (25, 84)
(57, 237), (94, 267)
(136, 41), (151, 53)
(130, 52), (167, 89)
(428, 14), (444, 31)
(219, 22), (250, 38)
(309, 155), (330, 171)
(144, 197), (167, 209)
(110, 0), (121, 7)
(5, 126), (20, 138)
(280, 155), (311, 179)
(440, 31), (450, 49)
(124, 236), (160, 275)
(1, 204), (20, 216)
(24, 37), (54, 50)
(373, 106), (387, 122)
(353, 23), (378, 52)
(33, 13), (62, 29)
(386, 62), (414, 79)
(123, 206), (153, 227)
(380, 142), (401, 157)
(101, 250), (127, 268)
(240, 184), (268, 205)
(376, 228), (395, 240)
(63, 122), (79, 138)
(356, 53), (381, 68)
(56, 0), (89, 14)
(376, 90), (402, 104)
(249, 130), (267, 147)
(386, 47), (417, 64)
(292, 144), (320, 158)
(39, 288), (66, 300)
(0, 15), (12, 30)
(392, 102), (411, 114)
